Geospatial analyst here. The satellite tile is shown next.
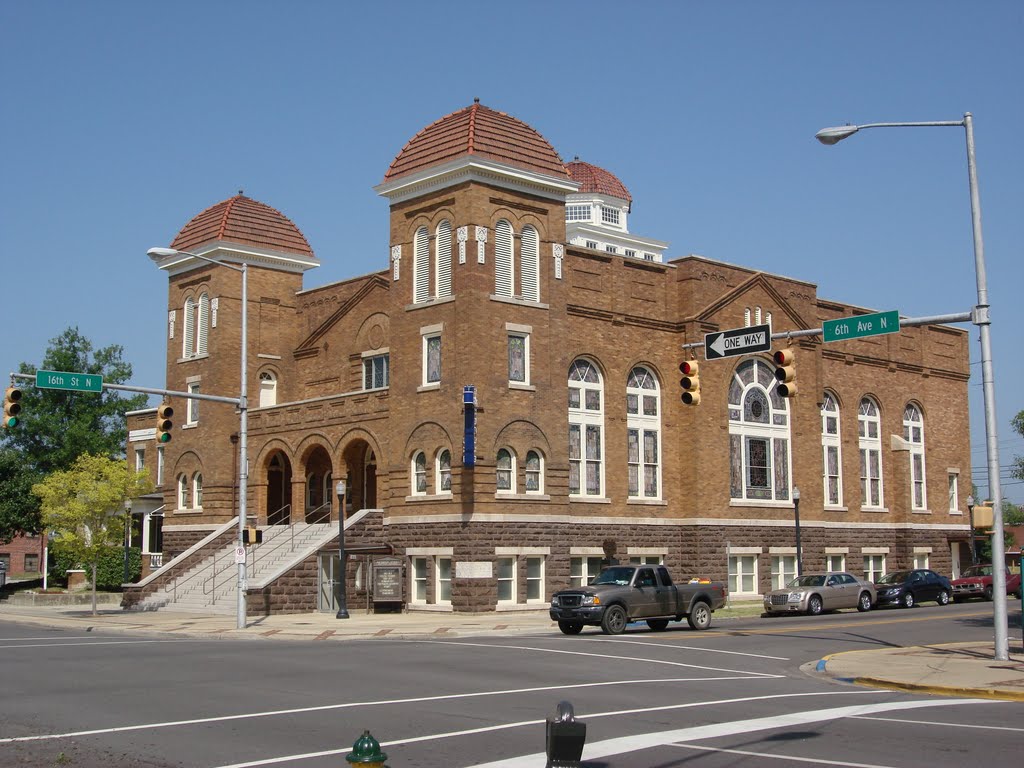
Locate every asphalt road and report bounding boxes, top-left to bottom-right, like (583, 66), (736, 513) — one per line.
(1, 602), (1021, 767)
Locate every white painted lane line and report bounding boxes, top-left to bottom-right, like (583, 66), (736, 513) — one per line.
(853, 714), (1024, 732)
(671, 742), (898, 767)
(426, 640), (782, 676)
(585, 637), (789, 660)
(0, 639), (191, 649)
(0, 675), (776, 744)
(468, 697), (995, 767)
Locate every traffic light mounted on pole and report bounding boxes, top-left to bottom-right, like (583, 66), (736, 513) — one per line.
(679, 360), (701, 405)
(156, 403), (174, 443)
(3, 386), (22, 428)
(773, 348), (797, 398)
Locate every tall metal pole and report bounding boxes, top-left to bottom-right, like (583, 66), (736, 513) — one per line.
(963, 113), (1007, 658)
(237, 262), (249, 630)
(793, 488), (803, 576)
(816, 113), (1007, 660)
(335, 480), (349, 619)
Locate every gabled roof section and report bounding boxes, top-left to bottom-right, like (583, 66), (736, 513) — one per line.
(692, 271), (813, 331)
(294, 274), (390, 356)
(171, 193), (314, 257)
(383, 100), (569, 183)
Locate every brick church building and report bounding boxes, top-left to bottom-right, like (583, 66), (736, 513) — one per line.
(124, 101), (974, 615)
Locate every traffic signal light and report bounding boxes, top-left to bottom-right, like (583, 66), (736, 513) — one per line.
(679, 360), (701, 405)
(773, 348), (797, 398)
(3, 387), (22, 428)
(243, 527), (263, 545)
(156, 403), (173, 443)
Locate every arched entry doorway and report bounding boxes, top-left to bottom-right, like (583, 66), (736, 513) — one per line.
(340, 439), (379, 514)
(303, 445), (333, 523)
(266, 452), (292, 525)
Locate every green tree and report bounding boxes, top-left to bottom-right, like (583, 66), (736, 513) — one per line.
(1013, 410), (1024, 496)
(0, 327), (148, 540)
(33, 454), (152, 615)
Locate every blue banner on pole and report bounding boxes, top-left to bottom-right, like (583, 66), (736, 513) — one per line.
(463, 386), (476, 467)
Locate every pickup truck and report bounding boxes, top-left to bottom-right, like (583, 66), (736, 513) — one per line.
(549, 564), (727, 635)
(950, 564), (1022, 602)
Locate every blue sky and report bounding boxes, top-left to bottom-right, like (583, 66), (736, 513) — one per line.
(2, 1), (1022, 502)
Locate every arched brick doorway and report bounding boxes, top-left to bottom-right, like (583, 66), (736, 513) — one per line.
(266, 451), (292, 525)
(341, 440), (379, 514)
(303, 445), (333, 523)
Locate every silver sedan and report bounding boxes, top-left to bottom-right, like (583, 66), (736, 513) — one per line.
(763, 572), (876, 616)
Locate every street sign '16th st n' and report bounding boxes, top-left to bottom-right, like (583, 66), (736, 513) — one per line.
(35, 370), (103, 393)
(704, 323), (772, 360)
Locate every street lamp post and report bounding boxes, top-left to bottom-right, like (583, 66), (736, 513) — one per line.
(123, 498), (132, 584)
(816, 113), (1008, 660)
(335, 480), (349, 619)
(147, 247), (249, 630)
(966, 494), (979, 566)
(792, 486), (803, 576)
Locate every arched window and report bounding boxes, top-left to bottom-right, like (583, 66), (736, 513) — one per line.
(626, 366), (661, 499)
(821, 392), (843, 507)
(192, 473), (203, 508)
(258, 370), (277, 408)
(859, 397), (884, 508)
(412, 451), (427, 496)
(436, 449), (451, 493)
(413, 226), (430, 303)
(568, 359), (604, 497)
(182, 296), (195, 358)
(196, 293), (209, 355)
(494, 219), (514, 297)
(177, 474), (189, 510)
(520, 225), (539, 301)
(728, 358), (791, 501)
(496, 448), (515, 493)
(182, 293), (210, 359)
(525, 450), (543, 494)
(435, 220), (452, 299)
(904, 403), (927, 510)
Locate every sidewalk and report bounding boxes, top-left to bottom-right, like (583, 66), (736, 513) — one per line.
(3, 599), (1024, 701)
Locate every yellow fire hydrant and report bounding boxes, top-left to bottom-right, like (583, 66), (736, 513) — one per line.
(346, 730), (389, 767)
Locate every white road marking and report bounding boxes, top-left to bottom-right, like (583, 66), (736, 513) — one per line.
(670, 742), (899, 767)
(468, 698), (995, 767)
(0, 639), (190, 649)
(207, 691), (883, 768)
(585, 637), (789, 660)
(853, 714), (1024, 732)
(426, 640), (782, 676)
(0, 675), (776, 744)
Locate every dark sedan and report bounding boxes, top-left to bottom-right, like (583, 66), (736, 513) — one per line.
(874, 569), (952, 608)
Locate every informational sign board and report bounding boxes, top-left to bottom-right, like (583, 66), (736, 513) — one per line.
(372, 556), (404, 602)
(822, 310), (900, 343)
(704, 323), (772, 360)
(35, 370), (103, 393)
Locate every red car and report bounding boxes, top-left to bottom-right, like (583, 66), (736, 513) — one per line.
(950, 565), (1022, 602)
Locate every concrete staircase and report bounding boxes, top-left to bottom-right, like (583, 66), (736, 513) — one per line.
(135, 523), (337, 614)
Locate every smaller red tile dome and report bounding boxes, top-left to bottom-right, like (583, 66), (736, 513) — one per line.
(171, 192), (314, 257)
(565, 159), (632, 203)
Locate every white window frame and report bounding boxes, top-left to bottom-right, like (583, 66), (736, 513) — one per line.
(436, 449), (451, 493)
(566, 204), (590, 222)
(568, 359), (605, 498)
(411, 451), (427, 496)
(858, 397), (884, 509)
(626, 366), (661, 500)
(176, 474), (189, 510)
(410, 554), (452, 606)
(436, 556), (452, 605)
(362, 352), (390, 391)
(507, 326), (531, 386)
(904, 403), (927, 510)
(413, 225), (430, 303)
(728, 554), (759, 596)
(134, 447), (145, 473)
(728, 359), (792, 503)
(411, 556), (429, 604)
(496, 448), (516, 494)
(156, 446), (165, 486)
(821, 391), (843, 507)
(525, 556), (545, 603)
(494, 219), (514, 297)
(192, 473), (203, 509)
(435, 219), (452, 299)
(496, 557), (516, 604)
(258, 370), (277, 408)
(520, 225), (539, 302)
(186, 382), (200, 425)
(422, 328), (442, 387)
(570, 555), (604, 587)
(524, 449), (544, 494)
(863, 554), (886, 582)
(628, 554), (664, 565)
(600, 205), (621, 226)
(825, 553), (846, 572)
(770, 555), (798, 590)
(948, 472), (959, 513)
(913, 552), (930, 569)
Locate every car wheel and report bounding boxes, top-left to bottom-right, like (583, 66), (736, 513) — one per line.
(901, 591), (915, 609)
(936, 589), (950, 606)
(558, 621), (583, 635)
(687, 601), (712, 630)
(646, 619), (670, 632)
(983, 585), (994, 601)
(807, 595), (823, 616)
(600, 605), (628, 635)
(857, 591), (873, 612)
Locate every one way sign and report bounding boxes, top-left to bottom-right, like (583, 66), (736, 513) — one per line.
(704, 323), (772, 360)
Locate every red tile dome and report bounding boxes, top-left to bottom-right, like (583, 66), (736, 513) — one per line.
(384, 100), (569, 183)
(170, 193), (313, 256)
(565, 159), (632, 203)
